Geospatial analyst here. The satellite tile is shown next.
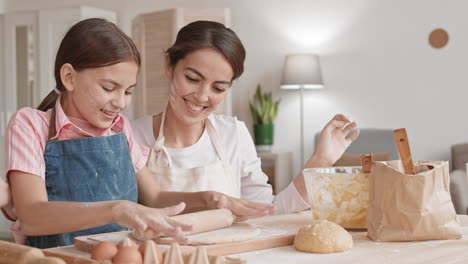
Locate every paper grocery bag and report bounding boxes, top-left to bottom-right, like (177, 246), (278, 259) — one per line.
(367, 160), (461, 241)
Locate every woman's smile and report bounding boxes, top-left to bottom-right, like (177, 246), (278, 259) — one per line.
(184, 99), (207, 115)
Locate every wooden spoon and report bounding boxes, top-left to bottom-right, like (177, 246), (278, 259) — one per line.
(360, 154), (374, 173)
(393, 128), (416, 174)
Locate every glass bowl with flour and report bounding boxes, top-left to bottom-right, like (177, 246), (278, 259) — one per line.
(303, 167), (369, 229)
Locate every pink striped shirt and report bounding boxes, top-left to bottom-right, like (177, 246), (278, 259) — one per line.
(6, 97), (147, 180)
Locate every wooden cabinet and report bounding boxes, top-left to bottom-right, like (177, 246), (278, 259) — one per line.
(37, 7), (116, 101)
(258, 152), (293, 194)
(131, 8), (232, 119)
(1, 6), (116, 111)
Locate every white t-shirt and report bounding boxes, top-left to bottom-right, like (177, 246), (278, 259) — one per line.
(131, 114), (309, 214)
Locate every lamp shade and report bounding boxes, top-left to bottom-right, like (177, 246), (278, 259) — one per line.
(280, 54), (324, 89)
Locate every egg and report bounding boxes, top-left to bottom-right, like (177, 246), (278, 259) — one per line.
(91, 241), (118, 261)
(113, 246), (143, 264)
(139, 240), (164, 263)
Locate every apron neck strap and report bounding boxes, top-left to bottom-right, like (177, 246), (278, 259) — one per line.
(204, 119), (226, 162)
(156, 110), (226, 163)
(157, 108), (167, 141)
(48, 109), (57, 141)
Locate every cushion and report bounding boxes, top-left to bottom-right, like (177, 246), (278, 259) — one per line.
(451, 143), (468, 171)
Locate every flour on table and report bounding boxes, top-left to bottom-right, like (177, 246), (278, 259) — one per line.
(157, 223), (261, 245)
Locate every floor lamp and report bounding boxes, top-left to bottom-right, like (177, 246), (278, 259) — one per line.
(280, 54), (324, 166)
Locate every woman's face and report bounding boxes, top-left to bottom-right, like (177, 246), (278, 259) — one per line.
(62, 61), (138, 129)
(166, 48), (234, 126)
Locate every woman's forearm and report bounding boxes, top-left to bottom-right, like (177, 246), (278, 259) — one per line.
(137, 167), (212, 213)
(18, 200), (120, 236)
(293, 154), (334, 201)
(149, 191), (211, 213)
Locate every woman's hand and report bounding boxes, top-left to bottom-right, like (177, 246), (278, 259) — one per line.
(204, 192), (274, 220)
(112, 201), (192, 243)
(309, 114), (360, 167)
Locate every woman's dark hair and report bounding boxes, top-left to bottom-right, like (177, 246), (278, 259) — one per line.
(37, 18), (141, 111)
(166, 21), (246, 82)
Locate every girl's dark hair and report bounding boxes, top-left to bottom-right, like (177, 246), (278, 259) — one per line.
(37, 18), (141, 111)
(166, 21), (245, 82)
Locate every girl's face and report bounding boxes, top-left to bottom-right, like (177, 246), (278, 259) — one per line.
(62, 61), (138, 129)
(166, 48), (233, 126)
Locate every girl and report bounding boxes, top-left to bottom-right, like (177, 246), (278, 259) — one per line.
(6, 18), (272, 248)
(131, 21), (360, 215)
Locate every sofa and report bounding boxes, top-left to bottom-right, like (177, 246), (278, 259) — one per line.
(315, 128), (399, 166)
(450, 143), (468, 215)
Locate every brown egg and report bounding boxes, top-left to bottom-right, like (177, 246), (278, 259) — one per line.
(113, 246), (143, 264)
(139, 240), (164, 263)
(117, 237), (138, 249)
(91, 241), (118, 261)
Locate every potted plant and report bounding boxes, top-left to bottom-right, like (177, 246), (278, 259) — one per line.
(249, 84), (280, 152)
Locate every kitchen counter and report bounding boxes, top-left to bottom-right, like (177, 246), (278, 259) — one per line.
(46, 213), (468, 263)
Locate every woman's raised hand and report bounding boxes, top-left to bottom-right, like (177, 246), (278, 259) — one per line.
(112, 201), (192, 243)
(310, 114), (360, 167)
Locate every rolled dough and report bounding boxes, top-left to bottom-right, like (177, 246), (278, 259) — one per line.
(294, 220), (353, 254)
(157, 223), (261, 245)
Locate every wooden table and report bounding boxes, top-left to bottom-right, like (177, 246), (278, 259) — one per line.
(47, 213), (468, 263)
(231, 214), (468, 264)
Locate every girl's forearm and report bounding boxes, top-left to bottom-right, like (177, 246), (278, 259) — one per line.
(19, 200), (122, 236)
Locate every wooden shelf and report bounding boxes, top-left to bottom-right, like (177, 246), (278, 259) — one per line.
(258, 152), (292, 194)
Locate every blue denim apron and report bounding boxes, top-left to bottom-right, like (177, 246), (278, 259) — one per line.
(27, 110), (138, 248)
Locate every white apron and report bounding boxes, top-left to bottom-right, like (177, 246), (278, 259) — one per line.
(147, 111), (240, 198)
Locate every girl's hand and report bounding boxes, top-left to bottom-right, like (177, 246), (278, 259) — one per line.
(311, 114), (360, 167)
(112, 201), (192, 243)
(205, 192), (274, 221)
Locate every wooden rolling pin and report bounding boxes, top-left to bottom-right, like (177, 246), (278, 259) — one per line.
(0, 240), (66, 264)
(43, 250), (99, 264)
(132, 208), (235, 241)
(394, 128), (416, 174)
(0, 240), (45, 264)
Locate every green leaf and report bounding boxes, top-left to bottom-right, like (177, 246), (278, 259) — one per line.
(262, 100), (271, 124)
(249, 101), (258, 124)
(250, 83), (281, 124)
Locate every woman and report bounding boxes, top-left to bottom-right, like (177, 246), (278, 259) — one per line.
(131, 21), (360, 215)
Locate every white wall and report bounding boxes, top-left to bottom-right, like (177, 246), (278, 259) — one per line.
(4, 0), (468, 179)
(0, 0), (9, 239)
